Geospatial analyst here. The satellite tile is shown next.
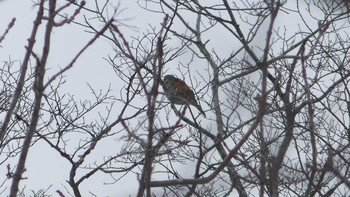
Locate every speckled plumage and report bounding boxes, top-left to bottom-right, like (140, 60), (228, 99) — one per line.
(163, 75), (206, 117)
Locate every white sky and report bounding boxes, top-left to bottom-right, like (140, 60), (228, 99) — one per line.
(0, 0), (148, 196)
(1, 0), (348, 196)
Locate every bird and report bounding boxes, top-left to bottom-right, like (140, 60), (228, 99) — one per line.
(162, 75), (206, 117)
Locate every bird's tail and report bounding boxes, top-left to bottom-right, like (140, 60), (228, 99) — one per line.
(194, 104), (206, 117)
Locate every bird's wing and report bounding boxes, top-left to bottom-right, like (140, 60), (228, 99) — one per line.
(173, 81), (195, 97)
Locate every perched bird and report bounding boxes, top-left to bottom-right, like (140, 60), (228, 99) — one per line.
(162, 75), (206, 117)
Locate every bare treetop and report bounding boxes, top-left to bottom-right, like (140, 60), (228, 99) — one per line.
(0, 0), (349, 196)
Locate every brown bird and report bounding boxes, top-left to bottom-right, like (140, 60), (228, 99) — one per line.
(162, 75), (206, 117)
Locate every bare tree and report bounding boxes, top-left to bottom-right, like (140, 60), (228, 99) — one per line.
(0, 0), (350, 196)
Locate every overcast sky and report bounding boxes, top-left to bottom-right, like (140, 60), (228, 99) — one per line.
(0, 0), (295, 196)
(0, 1), (145, 196)
(1, 1), (346, 196)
